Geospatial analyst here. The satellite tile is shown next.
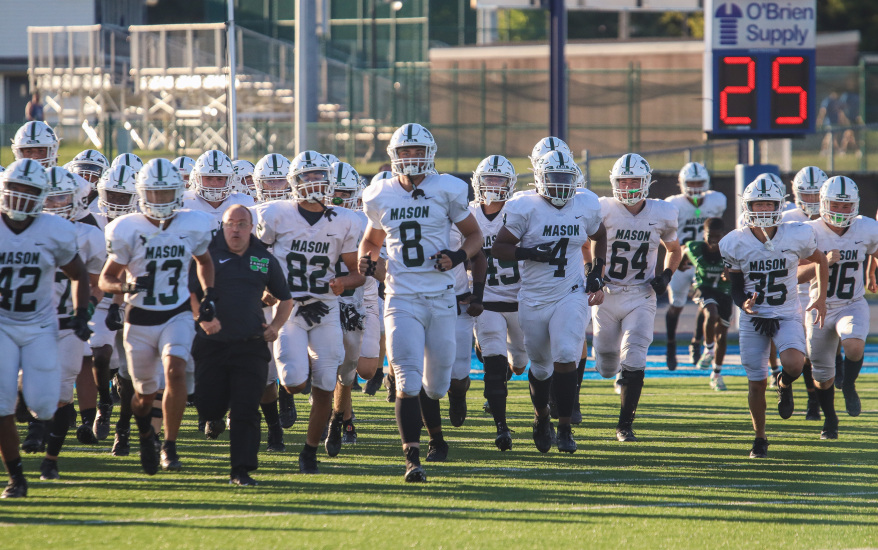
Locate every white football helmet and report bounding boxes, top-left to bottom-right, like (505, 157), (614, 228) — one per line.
(289, 151), (332, 203)
(528, 137), (572, 168)
(742, 177), (785, 228)
(473, 155), (516, 205)
(678, 161), (710, 198)
(12, 121), (60, 168)
(172, 155), (196, 185)
(386, 123), (437, 177)
(534, 151), (578, 207)
(191, 150), (234, 202)
(97, 163), (139, 219)
(326, 162), (360, 209)
(232, 159), (256, 196)
(322, 153), (340, 166)
(820, 176), (859, 228)
(792, 166), (827, 217)
(69, 149), (110, 187)
(111, 153), (144, 174)
(253, 154), (292, 202)
(371, 170), (393, 186)
(43, 167), (82, 220)
(135, 158), (184, 220)
(0, 159), (51, 220)
(610, 153), (652, 205)
(757, 172), (785, 196)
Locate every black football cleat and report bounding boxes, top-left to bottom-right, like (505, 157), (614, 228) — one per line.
(278, 391), (297, 429)
(571, 399), (583, 425)
(325, 413), (343, 457)
(342, 422), (357, 444)
(298, 450), (319, 474)
(842, 386), (861, 417)
(385, 374), (396, 403)
(266, 423), (286, 452)
(363, 372), (383, 396)
(160, 440), (182, 472)
(532, 415), (554, 453)
(556, 424), (577, 453)
(21, 421), (46, 454)
(205, 419), (226, 440)
(616, 424), (638, 442)
(749, 437), (769, 458)
(820, 417), (839, 440)
(805, 392), (821, 421)
(666, 341), (678, 371)
(94, 403), (113, 441)
(689, 339), (702, 365)
(483, 400), (492, 416)
(139, 429), (161, 476)
(39, 458), (60, 481)
(1, 475), (27, 498)
(495, 422), (512, 452)
(404, 447), (426, 483)
(776, 374), (795, 419)
(425, 439), (449, 462)
(230, 468), (258, 487)
(448, 393), (467, 427)
(111, 428), (130, 457)
(76, 423), (99, 445)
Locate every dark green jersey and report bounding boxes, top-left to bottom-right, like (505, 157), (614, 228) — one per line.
(684, 241), (729, 293)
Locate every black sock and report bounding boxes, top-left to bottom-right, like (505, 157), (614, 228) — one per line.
(666, 310), (679, 342)
(694, 309), (705, 342)
(134, 413), (152, 436)
(94, 363), (112, 405)
(553, 369), (577, 419)
(418, 388), (442, 432)
(80, 407), (96, 426)
(395, 396), (422, 445)
(46, 403), (75, 457)
(483, 355), (509, 425)
(843, 357), (864, 390)
(618, 370), (645, 429)
(302, 442), (317, 455)
(835, 354), (844, 381)
(802, 359), (815, 391)
(780, 369), (799, 387)
(5, 458), (23, 478)
(528, 370), (552, 414)
(261, 399), (280, 427)
(815, 386), (838, 423)
(576, 358), (587, 390)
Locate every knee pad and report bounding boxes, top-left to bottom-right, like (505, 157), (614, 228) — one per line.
(618, 369), (645, 386)
(595, 352), (621, 379)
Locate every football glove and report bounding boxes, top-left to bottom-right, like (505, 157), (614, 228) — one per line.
(751, 316), (780, 337)
(197, 287), (219, 322)
(71, 308), (93, 342)
(296, 300), (331, 327)
(515, 242), (555, 263)
(361, 256), (378, 277)
(105, 303), (124, 331)
(120, 274), (153, 294)
(585, 258), (605, 293)
(649, 268), (673, 296)
(431, 249), (467, 272)
(339, 302), (365, 332)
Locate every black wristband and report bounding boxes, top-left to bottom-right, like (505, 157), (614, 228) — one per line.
(447, 249), (468, 268)
(593, 257), (606, 275)
(74, 307), (90, 319)
(660, 268), (673, 283)
(471, 282), (485, 303)
(203, 287), (218, 302)
(514, 247), (532, 261)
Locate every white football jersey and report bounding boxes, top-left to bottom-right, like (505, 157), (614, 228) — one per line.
(503, 189), (602, 306)
(182, 192), (255, 236)
(254, 201), (360, 303)
(473, 202), (521, 303)
(337, 210), (379, 307)
(665, 190), (726, 245)
(88, 197), (102, 217)
(449, 220), (471, 295)
(0, 214), (79, 325)
(807, 216), (878, 308)
(719, 222), (817, 319)
(105, 210), (213, 311)
(600, 198), (678, 288)
(363, 173), (471, 296)
(55, 222), (106, 318)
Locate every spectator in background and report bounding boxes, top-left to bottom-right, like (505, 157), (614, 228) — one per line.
(816, 91), (842, 156)
(838, 91), (862, 156)
(25, 91), (44, 122)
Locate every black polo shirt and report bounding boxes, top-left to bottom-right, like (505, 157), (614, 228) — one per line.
(190, 231), (291, 342)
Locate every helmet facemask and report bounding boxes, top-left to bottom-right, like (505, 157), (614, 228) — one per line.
(612, 176), (650, 206)
(744, 199), (783, 228)
(1, 181), (46, 221)
(138, 187), (182, 220)
(389, 145), (435, 177)
(194, 174), (232, 202)
(99, 188), (137, 219)
(292, 169), (331, 203)
(477, 174), (512, 205)
(43, 188), (78, 220)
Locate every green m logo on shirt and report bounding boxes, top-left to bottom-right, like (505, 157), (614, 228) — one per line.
(250, 256), (269, 273)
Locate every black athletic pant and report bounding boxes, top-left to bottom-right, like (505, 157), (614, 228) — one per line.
(192, 336), (270, 472)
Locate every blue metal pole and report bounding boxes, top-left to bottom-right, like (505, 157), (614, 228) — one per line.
(548, 0), (566, 141)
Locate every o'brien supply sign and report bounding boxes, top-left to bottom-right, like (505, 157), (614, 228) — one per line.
(712, 1), (816, 49)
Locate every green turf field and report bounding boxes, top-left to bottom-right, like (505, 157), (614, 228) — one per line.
(3, 376), (877, 549)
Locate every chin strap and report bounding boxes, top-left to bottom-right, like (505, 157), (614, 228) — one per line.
(759, 225), (775, 251)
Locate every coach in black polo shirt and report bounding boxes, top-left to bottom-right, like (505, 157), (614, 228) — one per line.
(191, 205), (292, 486)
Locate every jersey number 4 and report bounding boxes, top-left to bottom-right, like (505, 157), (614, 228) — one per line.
(0, 266), (41, 313)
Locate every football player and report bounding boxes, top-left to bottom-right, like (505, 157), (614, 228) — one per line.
(470, 155), (528, 450)
(100, 158), (217, 475)
(493, 150), (606, 454)
(183, 150), (255, 234)
(252, 154), (292, 202)
(233, 159), (257, 197)
(798, 177), (878, 438)
(68, 149), (110, 217)
(111, 153), (145, 174)
(359, 123), (483, 482)
(719, 177), (828, 458)
(0, 159), (91, 498)
(12, 121), (59, 168)
(684, 218), (732, 390)
(172, 156), (196, 190)
(664, 162), (726, 369)
(253, 151), (364, 474)
(37, 168), (106, 480)
(592, 153), (681, 442)
(782, 166), (828, 420)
